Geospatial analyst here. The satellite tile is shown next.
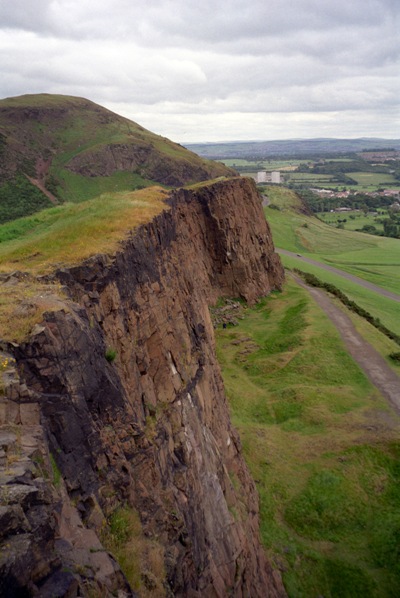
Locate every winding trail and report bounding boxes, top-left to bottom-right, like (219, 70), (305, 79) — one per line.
(278, 248), (400, 303)
(291, 273), (400, 413)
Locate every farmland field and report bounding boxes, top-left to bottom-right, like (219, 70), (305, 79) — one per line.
(220, 158), (309, 171)
(347, 172), (398, 190)
(318, 210), (387, 234)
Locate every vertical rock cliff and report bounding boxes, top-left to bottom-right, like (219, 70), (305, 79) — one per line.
(1, 177), (285, 597)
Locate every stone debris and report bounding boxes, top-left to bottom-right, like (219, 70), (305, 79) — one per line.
(210, 298), (245, 328)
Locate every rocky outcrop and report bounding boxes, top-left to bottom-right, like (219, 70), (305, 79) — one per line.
(0, 177), (285, 597)
(65, 142), (234, 187)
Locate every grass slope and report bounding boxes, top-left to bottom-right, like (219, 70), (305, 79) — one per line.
(216, 282), (400, 597)
(0, 187), (168, 274)
(264, 186), (400, 335)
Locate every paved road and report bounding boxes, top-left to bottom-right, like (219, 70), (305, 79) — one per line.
(278, 248), (400, 303)
(293, 274), (400, 412)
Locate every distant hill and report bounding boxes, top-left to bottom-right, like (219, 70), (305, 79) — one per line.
(186, 138), (400, 160)
(0, 94), (234, 223)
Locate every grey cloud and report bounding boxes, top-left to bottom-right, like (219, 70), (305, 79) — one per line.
(0, 0), (55, 33)
(0, 0), (398, 140)
(2, 0), (397, 42)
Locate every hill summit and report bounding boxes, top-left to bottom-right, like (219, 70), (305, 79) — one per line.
(0, 93), (234, 223)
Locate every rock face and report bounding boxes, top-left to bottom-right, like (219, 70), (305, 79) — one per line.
(65, 142), (232, 187)
(0, 177), (285, 597)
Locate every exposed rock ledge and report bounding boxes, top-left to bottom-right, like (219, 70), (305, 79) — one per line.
(0, 177), (285, 597)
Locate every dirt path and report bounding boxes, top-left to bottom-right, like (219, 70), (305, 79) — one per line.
(292, 273), (400, 413)
(26, 175), (58, 205)
(278, 249), (400, 303)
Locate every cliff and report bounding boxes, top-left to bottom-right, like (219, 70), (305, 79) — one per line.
(0, 177), (285, 597)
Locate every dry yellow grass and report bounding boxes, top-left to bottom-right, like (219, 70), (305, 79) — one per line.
(0, 279), (68, 343)
(0, 187), (169, 342)
(0, 187), (169, 275)
(101, 506), (166, 596)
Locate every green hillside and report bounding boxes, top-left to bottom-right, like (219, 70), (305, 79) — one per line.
(0, 93), (234, 223)
(217, 283), (400, 598)
(264, 186), (400, 336)
(216, 184), (400, 596)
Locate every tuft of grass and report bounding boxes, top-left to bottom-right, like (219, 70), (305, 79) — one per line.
(0, 279), (67, 342)
(102, 507), (142, 590)
(50, 453), (62, 487)
(105, 348), (117, 363)
(101, 506), (165, 595)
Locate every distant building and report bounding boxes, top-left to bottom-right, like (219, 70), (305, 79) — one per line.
(271, 171), (281, 184)
(256, 171), (268, 183)
(256, 171), (281, 184)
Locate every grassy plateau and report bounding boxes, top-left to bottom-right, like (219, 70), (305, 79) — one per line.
(0, 186), (168, 342)
(0, 186), (168, 275)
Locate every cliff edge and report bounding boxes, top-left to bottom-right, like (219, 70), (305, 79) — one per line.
(0, 177), (285, 597)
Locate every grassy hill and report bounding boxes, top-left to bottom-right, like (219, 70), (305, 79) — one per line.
(0, 93), (234, 223)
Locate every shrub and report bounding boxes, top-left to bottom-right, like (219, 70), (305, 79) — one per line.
(105, 347), (117, 363)
(389, 352), (400, 364)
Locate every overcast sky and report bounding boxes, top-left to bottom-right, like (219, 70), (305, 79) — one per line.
(1, 0), (399, 142)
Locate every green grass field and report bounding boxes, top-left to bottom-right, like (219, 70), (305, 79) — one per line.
(318, 210), (386, 234)
(347, 172), (398, 190)
(286, 172), (336, 184)
(57, 170), (154, 203)
(283, 171), (398, 191)
(220, 158), (310, 171)
(216, 281), (400, 597)
(263, 187), (400, 337)
(280, 254), (400, 339)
